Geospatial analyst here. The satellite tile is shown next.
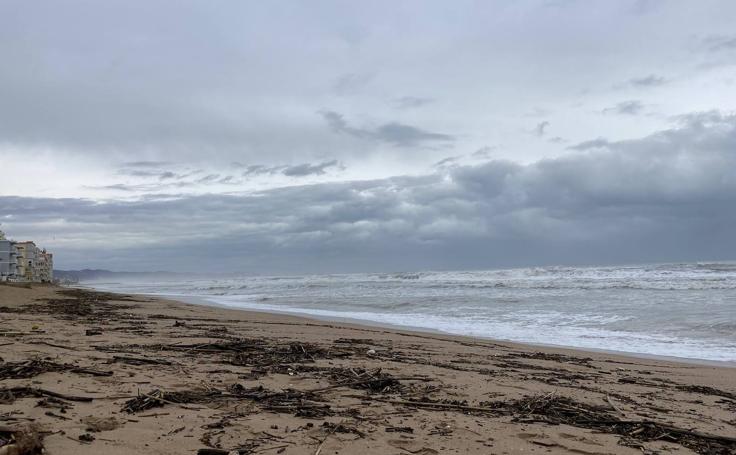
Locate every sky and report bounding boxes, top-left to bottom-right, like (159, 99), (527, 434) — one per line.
(1, 0), (736, 273)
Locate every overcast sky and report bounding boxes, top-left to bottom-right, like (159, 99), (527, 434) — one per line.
(1, 0), (736, 273)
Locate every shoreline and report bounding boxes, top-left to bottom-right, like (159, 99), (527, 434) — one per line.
(2, 284), (735, 454)
(84, 287), (736, 369)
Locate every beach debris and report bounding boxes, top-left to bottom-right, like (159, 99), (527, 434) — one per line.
(387, 440), (439, 455)
(44, 411), (70, 421)
(121, 388), (220, 413)
(385, 426), (413, 433)
(109, 355), (172, 366)
(499, 351), (594, 367)
(230, 342), (337, 367)
(24, 288), (140, 321)
(428, 423), (453, 436)
(673, 384), (736, 401)
(197, 445), (258, 455)
(81, 416), (121, 432)
(312, 367), (408, 394)
(35, 396), (71, 412)
(0, 424), (44, 455)
(85, 329), (103, 336)
(0, 387), (94, 404)
(496, 393), (736, 455)
(229, 384), (332, 418)
(168, 338), (355, 366)
(121, 383), (332, 416)
(78, 433), (95, 443)
(321, 421), (365, 438)
(0, 359), (112, 380)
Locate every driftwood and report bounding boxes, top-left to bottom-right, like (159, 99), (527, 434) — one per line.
(0, 387), (94, 402)
(350, 396), (503, 414)
(0, 359), (112, 380)
(308, 375), (431, 393)
(111, 355), (172, 366)
(26, 341), (75, 350)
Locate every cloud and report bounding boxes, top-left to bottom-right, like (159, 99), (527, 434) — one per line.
(237, 161), (343, 178)
(625, 74), (668, 88)
(534, 121), (550, 137)
(630, 0), (664, 15)
(703, 35), (736, 52)
(117, 169), (186, 180)
(333, 73), (373, 96)
(567, 137), (610, 150)
(523, 108), (551, 118)
(393, 96), (434, 109)
(197, 174), (221, 184)
(122, 161), (174, 168)
(602, 100), (644, 115)
(320, 111), (454, 147)
(472, 147), (495, 159)
(5, 112), (736, 273)
(433, 156), (460, 167)
(282, 160), (341, 176)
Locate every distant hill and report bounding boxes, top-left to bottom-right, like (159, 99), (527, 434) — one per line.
(53, 269), (181, 283)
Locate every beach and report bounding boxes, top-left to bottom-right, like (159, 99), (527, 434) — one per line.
(1, 284), (735, 454)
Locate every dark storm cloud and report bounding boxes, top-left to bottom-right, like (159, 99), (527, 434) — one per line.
(602, 100), (644, 115)
(321, 111), (454, 147)
(5, 112), (736, 273)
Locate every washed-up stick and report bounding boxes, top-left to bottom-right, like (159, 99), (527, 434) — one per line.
(348, 395), (503, 414)
(254, 444), (291, 453)
(139, 412), (170, 418)
(27, 341), (75, 350)
(139, 391), (204, 410)
(313, 420), (340, 455)
(1, 386), (94, 402)
(308, 376), (431, 393)
(605, 395), (625, 416)
(112, 355), (172, 365)
(68, 366), (113, 376)
(574, 420), (736, 444)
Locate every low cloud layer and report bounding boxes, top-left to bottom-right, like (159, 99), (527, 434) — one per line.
(3, 113), (735, 273)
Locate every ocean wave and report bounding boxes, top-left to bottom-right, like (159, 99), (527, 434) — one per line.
(84, 261), (736, 362)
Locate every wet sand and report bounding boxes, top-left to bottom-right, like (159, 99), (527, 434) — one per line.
(1, 284), (735, 454)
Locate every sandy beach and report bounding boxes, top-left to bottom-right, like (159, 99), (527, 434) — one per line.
(1, 284), (735, 455)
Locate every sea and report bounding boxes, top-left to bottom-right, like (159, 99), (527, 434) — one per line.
(84, 262), (736, 363)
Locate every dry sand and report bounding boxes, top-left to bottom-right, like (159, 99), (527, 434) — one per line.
(1, 284), (735, 454)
